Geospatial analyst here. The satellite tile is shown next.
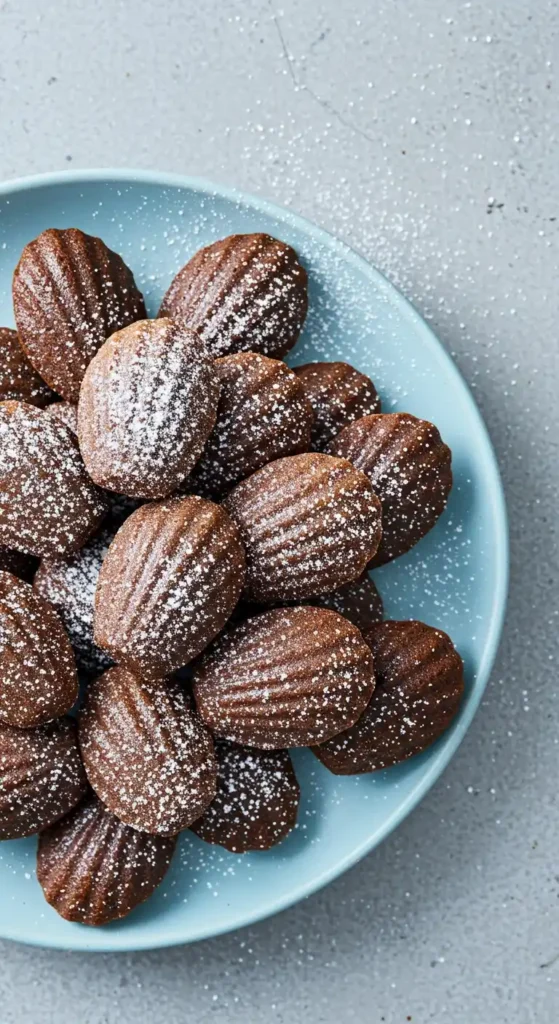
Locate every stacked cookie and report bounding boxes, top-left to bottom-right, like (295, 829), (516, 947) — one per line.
(0, 228), (463, 927)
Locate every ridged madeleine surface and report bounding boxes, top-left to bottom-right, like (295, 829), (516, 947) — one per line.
(79, 668), (217, 835)
(78, 318), (220, 499)
(293, 361), (380, 450)
(37, 794), (177, 925)
(94, 497), (245, 679)
(159, 233), (308, 358)
(12, 228), (146, 402)
(223, 452), (382, 603)
(328, 412), (452, 566)
(0, 401), (107, 558)
(189, 352), (314, 499)
(0, 326), (54, 407)
(34, 527), (115, 676)
(193, 606), (376, 748)
(0, 571), (78, 728)
(314, 620), (464, 774)
(191, 740), (300, 852)
(0, 717), (87, 839)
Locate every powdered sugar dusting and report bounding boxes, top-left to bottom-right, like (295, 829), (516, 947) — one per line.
(34, 526), (115, 675)
(12, 227), (146, 402)
(0, 401), (107, 558)
(315, 620), (464, 773)
(94, 497), (245, 679)
(193, 605), (375, 748)
(43, 401), (78, 435)
(0, 326), (54, 408)
(0, 570), (77, 728)
(79, 667), (217, 835)
(224, 451), (382, 602)
(37, 793), (176, 926)
(191, 740), (300, 853)
(78, 318), (220, 499)
(189, 351), (313, 499)
(294, 361), (381, 450)
(159, 233), (308, 359)
(0, 716), (87, 839)
(329, 412), (452, 566)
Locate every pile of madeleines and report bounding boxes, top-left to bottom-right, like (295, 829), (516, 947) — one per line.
(0, 227), (464, 927)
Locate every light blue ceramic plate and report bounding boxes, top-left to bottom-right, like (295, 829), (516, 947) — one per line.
(0, 170), (508, 952)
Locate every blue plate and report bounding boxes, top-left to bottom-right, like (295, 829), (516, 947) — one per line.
(0, 170), (508, 951)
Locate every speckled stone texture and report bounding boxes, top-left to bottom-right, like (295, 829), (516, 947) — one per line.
(0, 0), (557, 1022)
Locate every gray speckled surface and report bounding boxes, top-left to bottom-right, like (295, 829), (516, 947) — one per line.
(0, 0), (557, 1020)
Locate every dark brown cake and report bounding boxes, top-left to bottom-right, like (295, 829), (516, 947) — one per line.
(191, 740), (300, 852)
(188, 352), (314, 499)
(193, 606), (376, 748)
(37, 794), (177, 926)
(328, 412), (452, 566)
(79, 668), (217, 835)
(34, 527), (116, 676)
(0, 401), (107, 558)
(42, 403), (145, 529)
(293, 361), (381, 450)
(0, 545), (37, 582)
(0, 571), (78, 728)
(313, 620), (464, 774)
(78, 318), (220, 500)
(0, 326), (54, 407)
(224, 452), (382, 602)
(12, 227), (146, 402)
(241, 572), (383, 631)
(309, 572), (383, 631)
(159, 233), (308, 358)
(0, 717), (88, 839)
(94, 497), (245, 680)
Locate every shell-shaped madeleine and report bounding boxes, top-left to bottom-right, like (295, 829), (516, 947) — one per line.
(0, 571), (78, 728)
(37, 794), (177, 925)
(223, 452), (382, 603)
(44, 401), (78, 435)
(293, 361), (381, 451)
(78, 319), (220, 500)
(188, 352), (314, 500)
(193, 606), (376, 748)
(94, 497), (245, 679)
(159, 233), (308, 358)
(328, 412), (452, 567)
(79, 668), (217, 835)
(310, 572), (383, 631)
(0, 326), (54, 407)
(313, 620), (464, 774)
(191, 740), (300, 852)
(0, 401), (107, 558)
(34, 528), (115, 676)
(0, 717), (87, 839)
(12, 228), (146, 402)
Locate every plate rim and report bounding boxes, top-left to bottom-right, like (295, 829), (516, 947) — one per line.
(0, 168), (509, 952)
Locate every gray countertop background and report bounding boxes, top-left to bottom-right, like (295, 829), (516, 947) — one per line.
(0, 1), (557, 1021)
